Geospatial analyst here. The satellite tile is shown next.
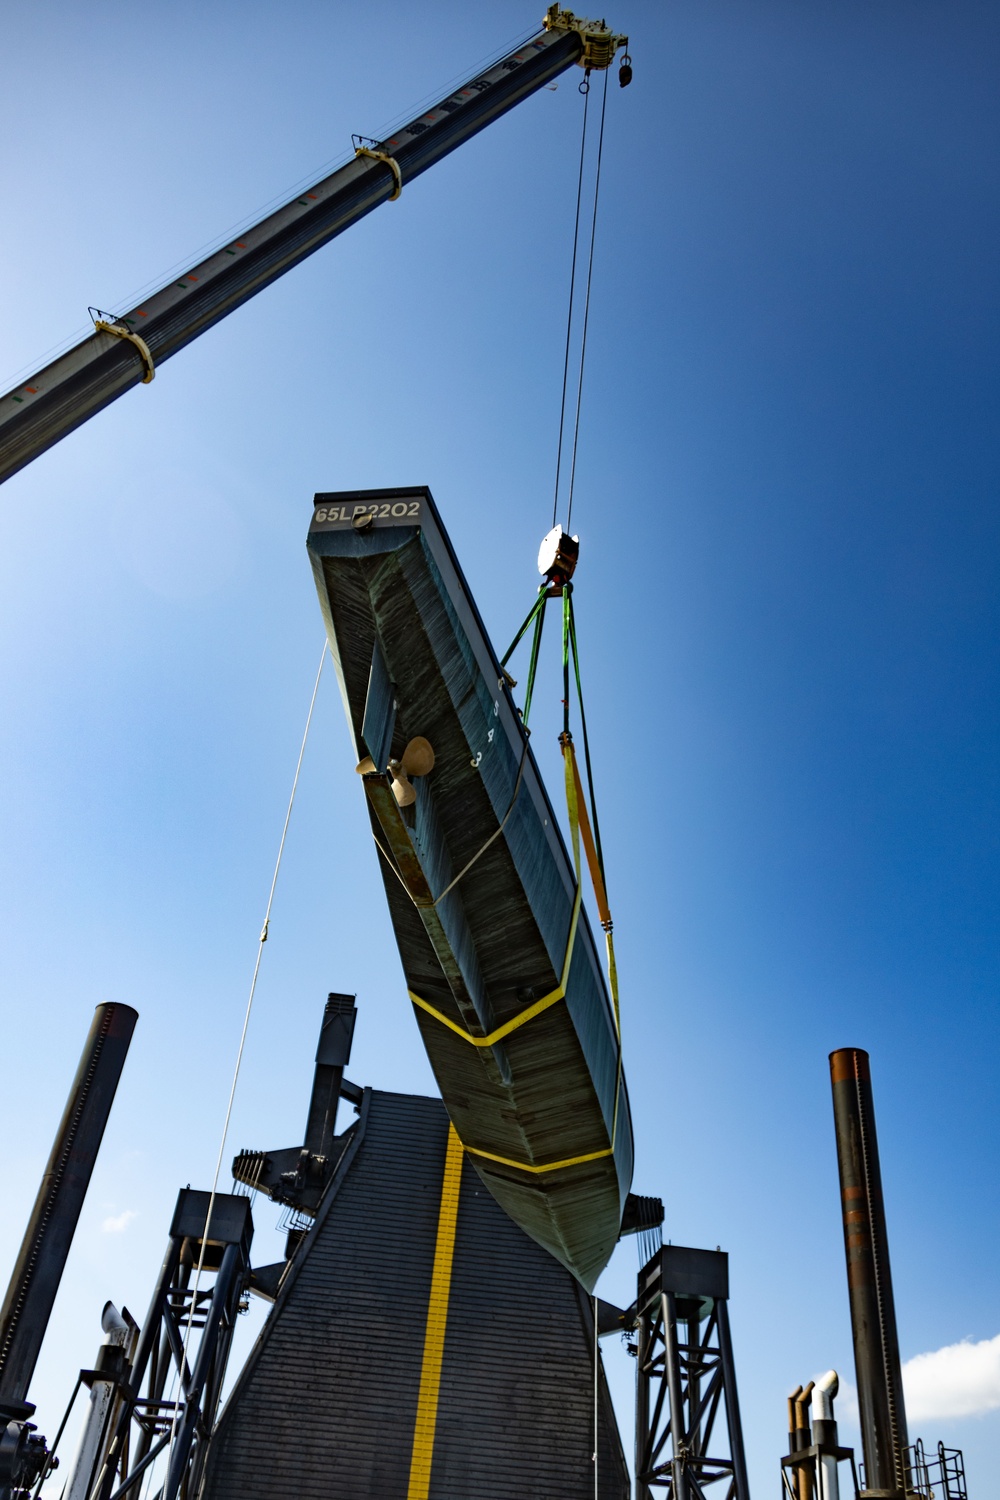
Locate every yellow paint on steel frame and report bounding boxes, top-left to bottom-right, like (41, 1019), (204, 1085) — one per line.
(407, 1122), (465, 1500)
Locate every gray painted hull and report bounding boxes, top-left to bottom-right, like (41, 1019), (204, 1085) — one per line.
(307, 487), (632, 1289)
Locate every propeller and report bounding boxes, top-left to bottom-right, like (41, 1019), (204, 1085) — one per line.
(356, 736), (435, 806)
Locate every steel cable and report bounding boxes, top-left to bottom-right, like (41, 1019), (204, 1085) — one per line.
(161, 641), (327, 1495)
(551, 82), (591, 529)
(566, 66), (609, 534)
(551, 65), (609, 535)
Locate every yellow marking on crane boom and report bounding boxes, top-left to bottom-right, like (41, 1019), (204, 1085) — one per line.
(355, 146), (403, 199)
(93, 320), (155, 383)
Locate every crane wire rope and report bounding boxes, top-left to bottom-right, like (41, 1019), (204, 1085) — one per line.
(551, 80), (591, 530)
(566, 65), (609, 535)
(551, 65), (610, 534)
(475, 68), (622, 1162)
(501, 41), (620, 1004)
(162, 640), (327, 1488)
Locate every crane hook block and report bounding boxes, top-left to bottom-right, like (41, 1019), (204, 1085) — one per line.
(542, 6), (628, 72)
(537, 525), (580, 587)
(354, 146), (403, 201)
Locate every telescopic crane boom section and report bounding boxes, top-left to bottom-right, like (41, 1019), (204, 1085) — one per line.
(0, 9), (627, 487)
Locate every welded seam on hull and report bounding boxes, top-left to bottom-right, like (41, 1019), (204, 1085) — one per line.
(463, 1138), (614, 1174)
(406, 880), (582, 1047)
(462, 1058), (624, 1176)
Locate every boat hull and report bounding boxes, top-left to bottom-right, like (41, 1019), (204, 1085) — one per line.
(307, 487), (632, 1289)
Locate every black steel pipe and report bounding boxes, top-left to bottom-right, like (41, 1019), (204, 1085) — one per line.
(829, 1047), (908, 1497)
(0, 1003), (138, 1409)
(304, 992), (356, 1163)
(0, 26), (584, 486)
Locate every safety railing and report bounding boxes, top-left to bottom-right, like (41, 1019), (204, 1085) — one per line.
(902, 1439), (968, 1500)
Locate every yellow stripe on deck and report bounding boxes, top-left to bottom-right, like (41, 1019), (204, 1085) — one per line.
(407, 1122), (464, 1500)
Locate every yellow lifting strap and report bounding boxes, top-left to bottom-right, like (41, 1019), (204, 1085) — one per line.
(354, 145), (403, 200)
(94, 320), (155, 383)
(563, 735), (621, 1042)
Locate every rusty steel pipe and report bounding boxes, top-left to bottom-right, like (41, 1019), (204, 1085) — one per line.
(794, 1381), (815, 1500)
(829, 1048), (908, 1497)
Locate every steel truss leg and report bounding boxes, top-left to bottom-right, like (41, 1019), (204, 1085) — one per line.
(93, 1192), (252, 1500)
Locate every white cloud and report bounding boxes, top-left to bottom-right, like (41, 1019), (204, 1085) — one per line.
(833, 1338), (1000, 1428)
(823, 1335), (1000, 1430)
(903, 1334), (1000, 1424)
(101, 1209), (138, 1234)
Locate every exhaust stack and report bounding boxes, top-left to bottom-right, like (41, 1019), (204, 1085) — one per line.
(304, 992), (357, 1163)
(829, 1047), (908, 1497)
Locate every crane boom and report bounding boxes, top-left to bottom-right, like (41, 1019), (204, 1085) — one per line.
(0, 10), (626, 488)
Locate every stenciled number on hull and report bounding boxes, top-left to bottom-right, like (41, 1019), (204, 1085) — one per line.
(470, 699), (501, 770)
(314, 500), (421, 523)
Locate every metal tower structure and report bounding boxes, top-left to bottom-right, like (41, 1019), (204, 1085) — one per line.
(82, 1190), (253, 1500)
(634, 1244), (750, 1500)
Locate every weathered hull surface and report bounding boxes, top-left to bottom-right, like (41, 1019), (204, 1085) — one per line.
(307, 487), (632, 1289)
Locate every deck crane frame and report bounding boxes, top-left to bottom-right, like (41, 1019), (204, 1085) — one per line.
(0, 8), (627, 488)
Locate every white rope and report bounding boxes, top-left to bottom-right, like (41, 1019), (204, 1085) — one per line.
(162, 640), (328, 1487)
(594, 1292), (600, 1498)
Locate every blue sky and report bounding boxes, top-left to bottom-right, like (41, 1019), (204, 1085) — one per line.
(1, 2), (998, 1493)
